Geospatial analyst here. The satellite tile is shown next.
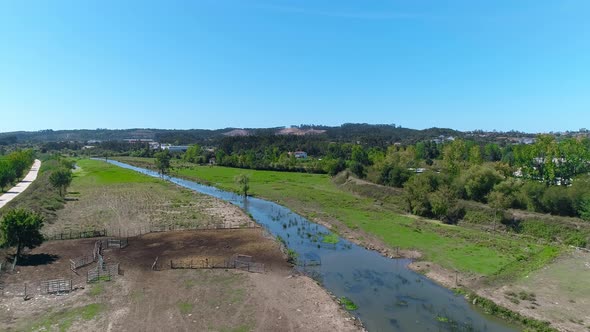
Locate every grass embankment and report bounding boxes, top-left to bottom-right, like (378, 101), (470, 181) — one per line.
(45, 159), (252, 236)
(113, 157), (559, 279)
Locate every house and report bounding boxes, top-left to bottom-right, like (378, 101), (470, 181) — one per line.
(160, 144), (189, 152)
(289, 151), (308, 159)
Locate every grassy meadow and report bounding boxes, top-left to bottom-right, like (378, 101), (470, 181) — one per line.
(114, 157), (560, 278)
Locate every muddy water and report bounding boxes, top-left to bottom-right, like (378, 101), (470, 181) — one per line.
(105, 160), (518, 332)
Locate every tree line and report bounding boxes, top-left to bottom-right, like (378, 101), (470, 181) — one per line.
(0, 150), (35, 192)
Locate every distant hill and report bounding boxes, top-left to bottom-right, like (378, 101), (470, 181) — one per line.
(0, 124), (538, 146)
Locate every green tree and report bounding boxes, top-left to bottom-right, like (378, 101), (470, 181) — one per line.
(0, 208), (44, 260)
(49, 168), (73, 197)
(461, 166), (504, 202)
(429, 185), (463, 224)
(349, 161), (366, 178)
(7, 150), (34, 179)
(468, 145), (483, 165)
(351, 145), (369, 165)
(0, 160), (16, 192)
(578, 194), (590, 221)
(443, 139), (467, 177)
(379, 164), (412, 188)
(155, 150), (172, 175)
(487, 190), (512, 231)
(235, 174), (250, 197)
(183, 144), (202, 163)
(403, 173), (440, 216)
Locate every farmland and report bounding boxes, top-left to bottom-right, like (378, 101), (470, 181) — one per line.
(45, 159), (254, 236)
(0, 158), (359, 332)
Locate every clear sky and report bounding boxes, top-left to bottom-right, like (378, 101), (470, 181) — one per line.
(1, 1), (589, 133)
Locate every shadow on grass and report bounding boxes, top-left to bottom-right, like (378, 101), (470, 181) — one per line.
(18, 253), (59, 266)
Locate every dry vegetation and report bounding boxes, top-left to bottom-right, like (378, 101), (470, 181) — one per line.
(44, 159), (253, 236)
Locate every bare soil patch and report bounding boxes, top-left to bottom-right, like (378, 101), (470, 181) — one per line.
(1, 229), (360, 332)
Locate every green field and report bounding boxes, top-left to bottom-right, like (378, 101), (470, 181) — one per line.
(75, 158), (162, 185)
(114, 157), (559, 278)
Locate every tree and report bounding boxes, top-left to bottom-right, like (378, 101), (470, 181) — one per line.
(461, 166), (504, 202)
(429, 185), (464, 224)
(379, 164), (412, 188)
(0, 208), (44, 260)
(0, 160), (16, 192)
(7, 150), (34, 179)
(487, 190), (512, 231)
(155, 150), (172, 175)
(578, 194), (590, 221)
(349, 161), (366, 178)
(49, 168), (73, 197)
(183, 144), (202, 164)
(235, 174), (250, 197)
(468, 145), (483, 165)
(443, 139), (467, 177)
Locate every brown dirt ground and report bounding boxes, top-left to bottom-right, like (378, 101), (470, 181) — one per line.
(0, 229), (361, 332)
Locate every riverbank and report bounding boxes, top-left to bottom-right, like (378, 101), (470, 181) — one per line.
(111, 157), (578, 331)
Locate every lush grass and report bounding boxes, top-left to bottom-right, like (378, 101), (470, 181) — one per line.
(113, 158), (557, 278)
(75, 159), (160, 185)
(27, 303), (104, 332)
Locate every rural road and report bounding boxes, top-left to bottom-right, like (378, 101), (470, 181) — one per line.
(0, 159), (42, 209)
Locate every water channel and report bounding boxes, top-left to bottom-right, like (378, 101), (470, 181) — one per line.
(104, 159), (518, 332)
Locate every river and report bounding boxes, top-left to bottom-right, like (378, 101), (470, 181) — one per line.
(104, 159), (518, 332)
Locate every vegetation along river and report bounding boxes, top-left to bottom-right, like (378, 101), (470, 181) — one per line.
(105, 159), (518, 332)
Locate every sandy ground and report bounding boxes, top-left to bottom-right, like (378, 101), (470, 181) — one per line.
(0, 229), (361, 332)
(0, 159), (41, 209)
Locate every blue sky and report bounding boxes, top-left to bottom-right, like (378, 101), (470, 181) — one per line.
(1, 0), (589, 133)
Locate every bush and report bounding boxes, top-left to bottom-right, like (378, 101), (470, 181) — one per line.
(541, 186), (576, 216)
(461, 166), (504, 202)
(462, 210), (495, 224)
(379, 164), (412, 188)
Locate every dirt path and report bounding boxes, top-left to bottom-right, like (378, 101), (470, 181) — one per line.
(0, 159), (41, 209)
